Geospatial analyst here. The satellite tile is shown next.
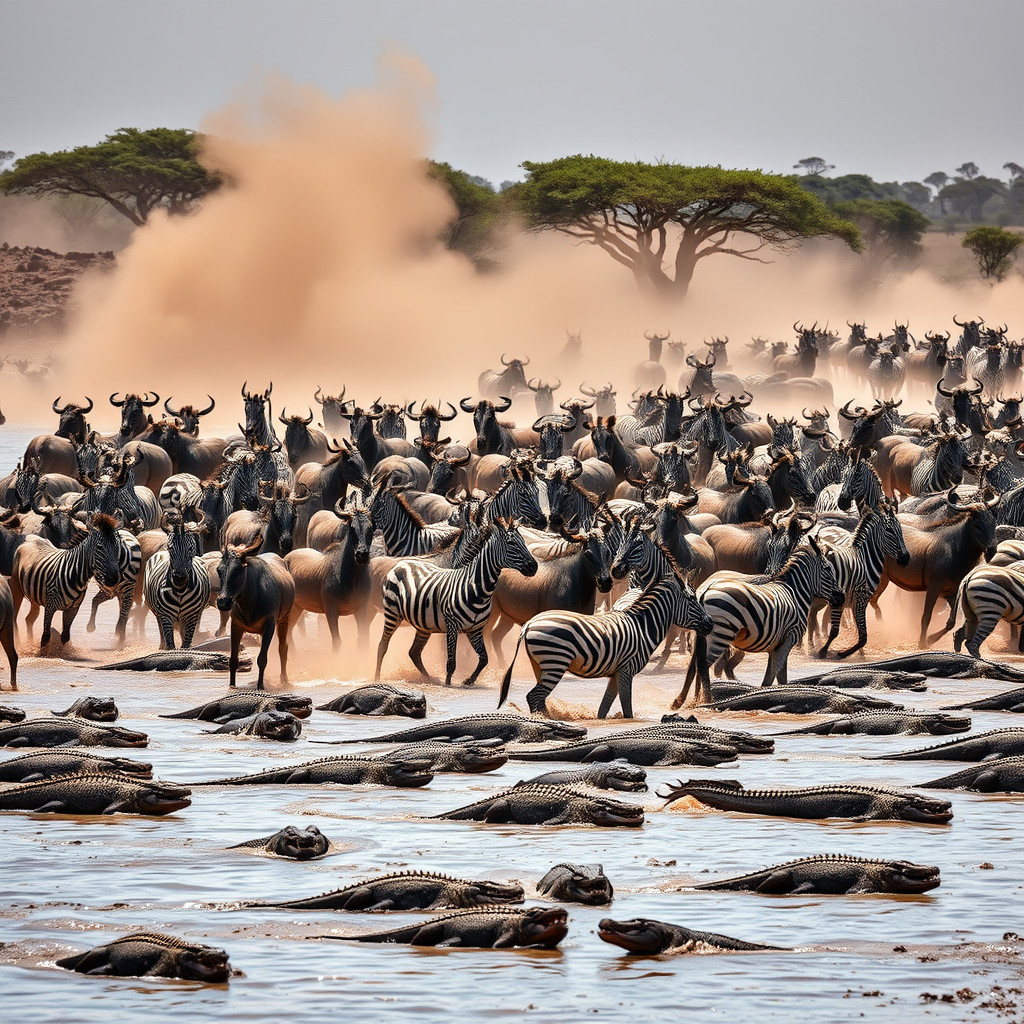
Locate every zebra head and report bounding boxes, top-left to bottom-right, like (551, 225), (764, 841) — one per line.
(486, 455), (545, 529)
(487, 517), (538, 577)
(669, 570), (713, 636)
(807, 535), (845, 608)
(837, 454), (882, 514)
(561, 519), (616, 593)
(88, 512), (125, 591)
(878, 499), (910, 567)
(333, 497), (374, 565)
(164, 512), (203, 591)
(216, 536), (263, 611)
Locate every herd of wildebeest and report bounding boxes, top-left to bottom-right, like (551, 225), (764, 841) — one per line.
(8, 318), (1024, 975)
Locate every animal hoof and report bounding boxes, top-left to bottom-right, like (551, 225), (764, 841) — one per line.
(86, 623), (96, 634)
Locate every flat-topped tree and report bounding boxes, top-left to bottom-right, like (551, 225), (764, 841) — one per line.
(515, 156), (861, 299)
(1, 128), (220, 226)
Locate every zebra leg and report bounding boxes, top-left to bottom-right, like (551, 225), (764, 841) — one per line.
(650, 626), (679, 672)
(462, 628), (489, 687)
(24, 599), (40, 637)
(114, 586), (132, 645)
(597, 674), (619, 719)
(181, 609), (201, 649)
(967, 612), (1002, 660)
(228, 620), (244, 688)
(485, 615), (513, 674)
(255, 621), (276, 690)
(407, 630), (431, 679)
(817, 603), (843, 659)
(443, 619), (460, 687)
(159, 614), (176, 650)
(374, 608), (402, 682)
(833, 593), (870, 659)
(85, 590), (109, 633)
(60, 594), (86, 646)
(0, 614), (17, 690)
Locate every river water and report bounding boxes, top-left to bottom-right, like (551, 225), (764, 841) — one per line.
(2, 425), (1024, 1023)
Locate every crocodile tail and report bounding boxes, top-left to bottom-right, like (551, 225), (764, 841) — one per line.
(498, 627), (526, 708)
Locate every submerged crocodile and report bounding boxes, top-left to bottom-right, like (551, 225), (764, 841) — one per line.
(943, 686), (1024, 712)
(250, 872), (525, 912)
(825, 653), (1024, 682)
(696, 687), (897, 715)
(598, 918), (786, 955)
(516, 760), (648, 792)
(313, 713), (586, 746)
(51, 697), (119, 722)
(641, 719), (775, 754)
(693, 854), (941, 895)
(228, 825), (333, 859)
(95, 651), (248, 672)
(538, 863), (613, 905)
(0, 750), (153, 783)
(0, 772), (191, 815)
(0, 705), (26, 723)
(792, 669), (928, 691)
(0, 719), (148, 748)
(772, 711), (971, 737)
(162, 692), (313, 722)
(315, 907), (569, 949)
(922, 757), (1024, 792)
(318, 684), (427, 718)
(506, 735), (737, 767)
(658, 779), (953, 824)
(194, 755), (434, 787)
(56, 932), (231, 982)
(432, 783), (644, 827)
(205, 710), (303, 741)
(374, 741), (508, 774)
(871, 728), (1024, 762)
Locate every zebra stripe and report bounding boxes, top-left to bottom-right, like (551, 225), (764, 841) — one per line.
(499, 570), (710, 719)
(144, 551), (211, 649)
(374, 520), (537, 686)
(368, 483), (459, 556)
(159, 473), (202, 513)
(954, 563), (1024, 658)
(85, 528), (143, 642)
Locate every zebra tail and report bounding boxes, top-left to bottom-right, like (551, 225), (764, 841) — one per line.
(498, 627), (526, 708)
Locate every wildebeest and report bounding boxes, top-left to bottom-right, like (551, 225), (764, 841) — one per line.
(110, 391), (160, 447)
(278, 407), (329, 472)
(163, 395), (215, 436)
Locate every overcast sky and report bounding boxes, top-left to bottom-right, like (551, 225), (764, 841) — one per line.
(3, 0), (1021, 187)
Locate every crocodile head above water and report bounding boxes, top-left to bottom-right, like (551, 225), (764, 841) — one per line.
(598, 918), (678, 954)
(176, 945), (232, 982)
(102, 726), (150, 747)
(139, 782), (193, 815)
(589, 797), (645, 828)
(267, 825), (330, 860)
(592, 761), (648, 792)
(519, 907), (570, 947)
(450, 744), (510, 773)
(385, 759), (435, 787)
(898, 794), (954, 824)
(876, 861), (942, 893)
(469, 879), (527, 905)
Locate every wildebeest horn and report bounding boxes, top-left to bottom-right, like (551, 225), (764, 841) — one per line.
(936, 378), (954, 397)
(278, 406), (290, 424)
(838, 399), (863, 420)
(460, 397), (477, 413)
(580, 383), (597, 397)
(527, 378), (539, 392)
(198, 395), (215, 416)
(494, 396), (513, 412)
(705, 352), (716, 367)
(109, 392), (125, 407)
(438, 402), (458, 421)
(967, 377), (984, 396)
(53, 397), (67, 414)
(953, 314), (966, 327)
(405, 401), (421, 419)
(164, 398), (182, 418)
(80, 396), (94, 414)
(314, 386), (324, 404)
(501, 353), (512, 366)
(241, 380), (250, 398)
(793, 321), (802, 333)
(303, 407), (314, 425)
(142, 392), (160, 407)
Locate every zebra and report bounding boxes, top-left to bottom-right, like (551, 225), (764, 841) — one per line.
(367, 476), (459, 556)
(84, 523), (143, 644)
(835, 456), (886, 514)
(374, 517), (538, 687)
(159, 473), (202, 513)
(481, 458), (546, 528)
(674, 537), (844, 708)
(10, 512), (126, 651)
(144, 513), (211, 649)
(811, 501), (910, 659)
(498, 560), (712, 719)
(952, 562), (1024, 658)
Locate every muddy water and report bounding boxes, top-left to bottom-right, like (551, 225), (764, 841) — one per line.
(2, 428), (1024, 1021)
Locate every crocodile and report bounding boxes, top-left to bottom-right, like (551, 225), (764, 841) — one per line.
(56, 932), (230, 982)
(922, 756), (1024, 792)
(820, 653), (1024, 682)
(693, 854), (941, 895)
(161, 692), (313, 722)
(0, 705), (26, 723)
(95, 651), (249, 672)
(0, 750), (153, 783)
(515, 760), (648, 792)
(312, 713), (587, 745)
(792, 669), (928, 691)
(0, 772), (191, 815)
(374, 741), (508, 774)
(598, 917), (786, 955)
(709, 682), (757, 700)
(537, 863), (613, 905)
(194, 755), (434, 787)
(317, 684), (427, 719)
(205, 710), (303, 741)
(696, 686), (897, 715)
(506, 735), (738, 767)
(0, 719), (149, 748)
(772, 711), (972, 737)
(228, 825), (333, 859)
(432, 783), (644, 826)
(658, 779), (953, 824)
(315, 906), (569, 949)
(870, 728), (1024, 762)
(249, 872), (526, 912)
(51, 697), (120, 722)
(942, 686), (1024, 712)
(642, 719), (775, 754)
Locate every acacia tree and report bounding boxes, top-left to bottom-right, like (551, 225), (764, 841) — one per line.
(833, 199), (929, 277)
(515, 156), (861, 298)
(1, 128), (219, 226)
(794, 156), (834, 176)
(962, 226), (1024, 281)
(427, 161), (504, 269)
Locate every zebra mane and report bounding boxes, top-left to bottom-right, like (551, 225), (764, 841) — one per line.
(390, 489), (426, 530)
(90, 512), (121, 533)
(569, 477), (601, 509)
(850, 507), (880, 544)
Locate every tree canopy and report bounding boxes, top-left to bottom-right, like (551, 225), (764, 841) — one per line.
(832, 198), (929, 276)
(962, 225), (1024, 281)
(427, 161), (505, 268)
(0, 128), (220, 226)
(514, 156), (861, 298)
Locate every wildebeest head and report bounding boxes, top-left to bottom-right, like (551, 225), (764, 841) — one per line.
(164, 395), (215, 436)
(110, 391), (159, 438)
(314, 385), (346, 437)
(240, 380), (273, 441)
(460, 397), (512, 450)
(580, 382), (617, 419)
(333, 496), (374, 564)
(527, 378), (561, 417)
(532, 413), (576, 460)
(590, 416), (619, 464)
(258, 482), (309, 555)
(278, 407), (316, 454)
(325, 437), (371, 494)
(216, 536), (263, 610)
(425, 444), (471, 495)
(947, 486), (1000, 561)
(406, 400), (457, 444)
(52, 395), (93, 443)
